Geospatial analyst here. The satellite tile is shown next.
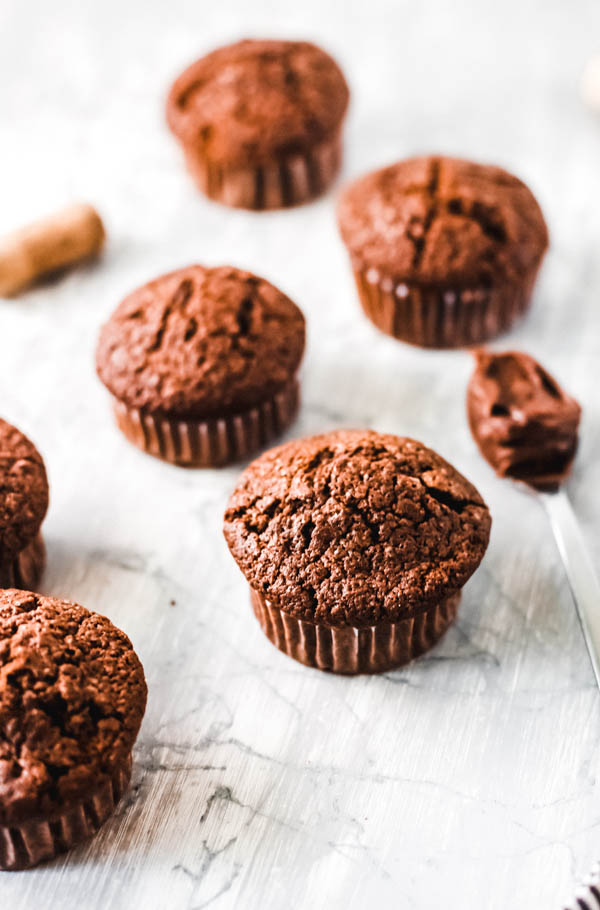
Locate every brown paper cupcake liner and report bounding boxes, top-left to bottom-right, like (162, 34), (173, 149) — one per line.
(0, 754), (132, 871)
(353, 266), (539, 348)
(250, 587), (461, 674)
(182, 131), (342, 209)
(113, 377), (299, 467)
(0, 533), (45, 591)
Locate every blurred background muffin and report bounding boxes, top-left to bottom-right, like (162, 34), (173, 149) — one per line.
(167, 39), (349, 209)
(338, 155), (548, 347)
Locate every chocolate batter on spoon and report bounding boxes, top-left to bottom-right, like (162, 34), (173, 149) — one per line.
(467, 350), (581, 491)
(467, 348), (600, 688)
(467, 347), (600, 891)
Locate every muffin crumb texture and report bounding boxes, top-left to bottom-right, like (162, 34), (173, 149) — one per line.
(224, 430), (491, 626)
(0, 590), (147, 826)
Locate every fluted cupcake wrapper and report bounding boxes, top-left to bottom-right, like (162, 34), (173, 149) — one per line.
(0, 533), (45, 591)
(113, 378), (299, 467)
(353, 267), (539, 348)
(182, 131), (342, 209)
(0, 755), (132, 871)
(250, 587), (460, 674)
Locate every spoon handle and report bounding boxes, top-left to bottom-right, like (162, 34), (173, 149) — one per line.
(541, 488), (600, 690)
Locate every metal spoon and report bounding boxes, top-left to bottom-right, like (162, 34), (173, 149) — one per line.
(542, 488), (600, 689)
(465, 351), (599, 907)
(536, 490), (600, 910)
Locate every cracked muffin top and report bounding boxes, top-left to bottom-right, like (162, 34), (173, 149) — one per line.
(0, 589), (147, 825)
(0, 419), (48, 558)
(96, 265), (305, 418)
(166, 39), (349, 166)
(338, 156), (548, 287)
(224, 429), (491, 627)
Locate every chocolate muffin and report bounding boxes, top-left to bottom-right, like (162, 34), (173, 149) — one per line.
(338, 156), (548, 347)
(167, 39), (349, 209)
(96, 265), (305, 466)
(467, 350), (581, 490)
(224, 429), (491, 673)
(0, 418), (48, 590)
(0, 589), (147, 869)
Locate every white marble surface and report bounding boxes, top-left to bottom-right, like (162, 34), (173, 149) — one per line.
(1, 0), (600, 907)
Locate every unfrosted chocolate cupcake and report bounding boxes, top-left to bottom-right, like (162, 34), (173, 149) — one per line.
(467, 350), (581, 490)
(0, 418), (48, 589)
(338, 155), (548, 347)
(96, 265), (305, 466)
(167, 39), (349, 209)
(224, 429), (491, 674)
(0, 589), (147, 869)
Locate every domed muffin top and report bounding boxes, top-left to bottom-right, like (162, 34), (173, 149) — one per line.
(338, 156), (548, 287)
(0, 590), (147, 825)
(96, 265), (305, 418)
(224, 429), (491, 627)
(167, 39), (349, 166)
(0, 418), (48, 558)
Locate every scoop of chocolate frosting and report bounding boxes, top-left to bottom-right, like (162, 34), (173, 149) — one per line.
(467, 350), (581, 490)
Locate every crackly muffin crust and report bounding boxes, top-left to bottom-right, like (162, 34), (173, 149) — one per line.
(0, 418), (48, 558)
(224, 429), (491, 627)
(0, 590), (147, 827)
